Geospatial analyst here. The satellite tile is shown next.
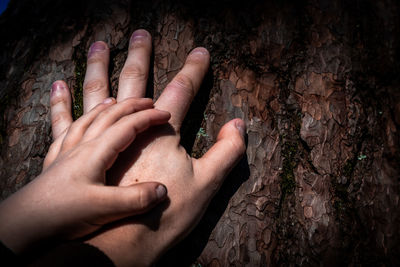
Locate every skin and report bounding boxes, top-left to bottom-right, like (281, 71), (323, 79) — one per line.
(49, 29), (247, 266)
(0, 87), (171, 253)
(0, 28), (246, 265)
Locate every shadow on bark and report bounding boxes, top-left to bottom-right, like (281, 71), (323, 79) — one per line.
(157, 156), (251, 266)
(157, 61), (251, 265)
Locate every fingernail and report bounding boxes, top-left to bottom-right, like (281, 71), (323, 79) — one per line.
(156, 185), (167, 199)
(88, 42), (106, 57)
(51, 81), (65, 96)
(190, 47), (209, 56)
(131, 30), (148, 42)
(154, 109), (171, 117)
(235, 119), (246, 137)
(102, 97), (114, 104)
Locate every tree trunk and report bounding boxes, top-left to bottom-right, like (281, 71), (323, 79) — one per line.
(1, 0), (399, 265)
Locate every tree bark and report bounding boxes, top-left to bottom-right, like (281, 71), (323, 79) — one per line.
(1, 0), (399, 265)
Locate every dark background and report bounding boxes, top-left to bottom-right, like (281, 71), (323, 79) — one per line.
(1, 0), (399, 265)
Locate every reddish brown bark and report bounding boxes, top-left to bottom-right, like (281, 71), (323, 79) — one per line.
(1, 0), (399, 265)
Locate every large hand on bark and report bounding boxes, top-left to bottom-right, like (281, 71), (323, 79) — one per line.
(52, 29), (246, 266)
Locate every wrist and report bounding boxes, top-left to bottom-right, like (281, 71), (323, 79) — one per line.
(0, 200), (32, 253)
(86, 225), (161, 267)
(0, 178), (52, 253)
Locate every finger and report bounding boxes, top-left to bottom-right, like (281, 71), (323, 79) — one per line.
(117, 30), (152, 101)
(81, 97), (154, 142)
(195, 119), (246, 189)
(155, 47), (210, 130)
(91, 182), (167, 224)
(45, 81), (73, 170)
(50, 81), (73, 140)
(83, 41), (110, 113)
(60, 98), (116, 153)
(94, 109), (171, 170)
(43, 136), (65, 170)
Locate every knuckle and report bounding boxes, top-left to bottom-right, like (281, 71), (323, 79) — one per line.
(129, 39), (150, 50)
(51, 112), (69, 126)
(132, 115), (150, 133)
(92, 101), (112, 113)
(50, 93), (68, 106)
(187, 54), (207, 65)
(97, 105), (115, 118)
(65, 122), (83, 139)
(171, 73), (195, 99)
(83, 80), (107, 95)
(138, 188), (153, 210)
(87, 55), (106, 65)
(120, 65), (147, 81)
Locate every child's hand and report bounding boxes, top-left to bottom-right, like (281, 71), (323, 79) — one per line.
(0, 87), (170, 253)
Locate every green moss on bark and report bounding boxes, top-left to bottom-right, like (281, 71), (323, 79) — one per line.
(280, 142), (298, 200)
(72, 45), (86, 119)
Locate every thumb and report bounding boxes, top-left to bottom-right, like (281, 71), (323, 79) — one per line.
(92, 182), (168, 223)
(195, 118), (246, 189)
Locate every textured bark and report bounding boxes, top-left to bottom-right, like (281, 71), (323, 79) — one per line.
(1, 0), (399, 266)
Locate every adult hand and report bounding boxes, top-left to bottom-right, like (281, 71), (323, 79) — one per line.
(0, 87), (170, 253)
(71, 29), (247, 266)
